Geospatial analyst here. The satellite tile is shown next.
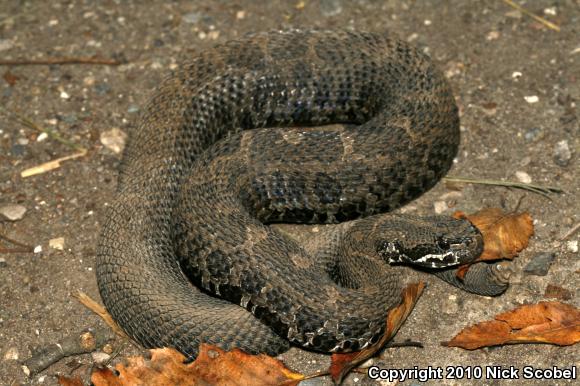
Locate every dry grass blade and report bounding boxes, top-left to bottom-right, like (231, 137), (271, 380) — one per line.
(501, 0), (561, 32)
(0, 56), (122, 66)
(0, 233), (34, 253)
(444, 176), (562, 199)
(0, 106), (86, 151)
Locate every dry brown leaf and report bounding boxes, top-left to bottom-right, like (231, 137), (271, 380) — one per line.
(453, 208), (534, 279)
(328, 282), (425, 384)
(91, 345), (304, 386)
(454, 208), (534, 262)
(57, 376), (84, 386)
(443, 301), (580, 349)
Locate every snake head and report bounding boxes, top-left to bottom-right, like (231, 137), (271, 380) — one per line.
(378, 217), (483, 268)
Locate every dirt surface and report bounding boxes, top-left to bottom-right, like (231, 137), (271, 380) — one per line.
(0, 1), (578, 385)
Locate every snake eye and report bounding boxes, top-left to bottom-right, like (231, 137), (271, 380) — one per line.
(437, 237), (450, 250)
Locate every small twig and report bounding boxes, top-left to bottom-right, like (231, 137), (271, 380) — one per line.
(20, 149), (88, 178)
(74, 291), (130, 340)
(559, 223), (580, 241)
(22, 327), (115, 376)
(382, 339), (424, 349)
(0, 57), (122, 66)
(501, 0), (561, 32)
(512, 195), (526, 213)
(0, 233), (34, 253)
(443, 176), (562, 200)
(0, 107), (86, 152)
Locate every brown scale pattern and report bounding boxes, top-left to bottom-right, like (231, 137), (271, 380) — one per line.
(96, 30), (506, 359)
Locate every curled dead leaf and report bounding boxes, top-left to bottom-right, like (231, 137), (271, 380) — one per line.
(328, 282), (425, 384)
(453, 208), (534, 280)
(443, 301), (580, 350)
(91, 345), (304, 386)
(454, 208), (534, 262)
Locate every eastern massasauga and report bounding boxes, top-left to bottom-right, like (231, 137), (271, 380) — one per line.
(96, 30), (509, 359)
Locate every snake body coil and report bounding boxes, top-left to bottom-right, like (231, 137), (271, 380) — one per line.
(96, 30), (505, 359)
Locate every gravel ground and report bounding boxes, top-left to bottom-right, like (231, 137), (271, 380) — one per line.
(0, 1), (578, 385)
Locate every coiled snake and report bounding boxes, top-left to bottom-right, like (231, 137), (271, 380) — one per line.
(96, 30), (509, 359)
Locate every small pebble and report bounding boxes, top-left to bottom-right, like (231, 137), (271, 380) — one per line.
(407, 33), (419, 42)
(94, 83), (111, 95)
(486, 31), (500, 40)
(3, 347), (19, 361)
(83, 76), (96, 86)
(567, 240), (578, 253)
(37, 132), (48, 142)
(515, 171), (532, 184)
(100, 128), (128, 154)
(34, 245), (42, 254)
(524, 127), (542, 141)
(0, 257), (7, 268)
(0, 39), (14, 51)
(60, 91), (70, 100)
(553, 140), (572, 167)
(512, 71), (522, 80)
(127, 104), (140, 113)
(0, 204), (27, 221)
(433, 201), (448, 214)
(524, 95), (539, 104)
(91, 352), (111, 364)
(11, 144), (25, 156)
(49, 237), (65, 250)
(208, 31), (220, 40)
(442, 295), (459, 314)
(523, 252), (555, 276)
(320, 0), (343, 16)
(236, 10), (246, 19)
